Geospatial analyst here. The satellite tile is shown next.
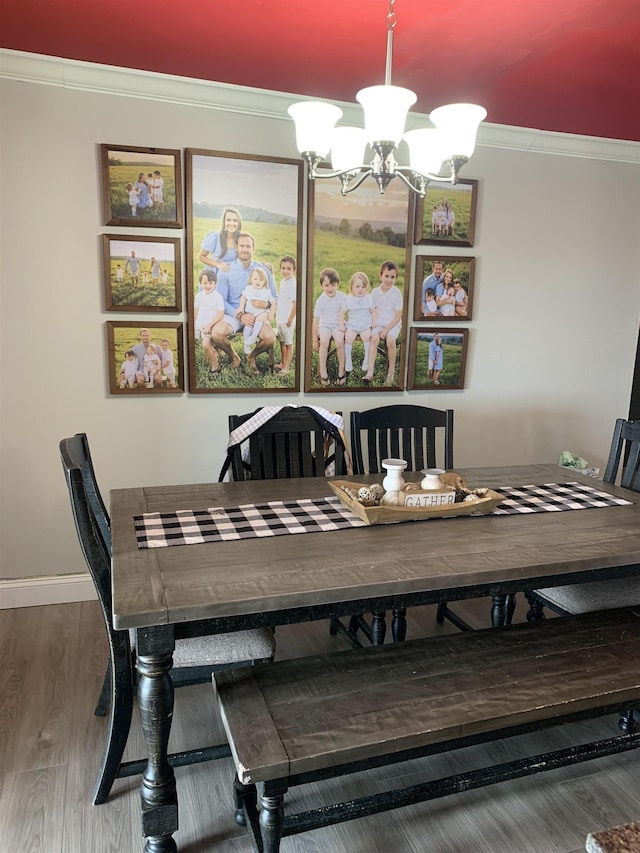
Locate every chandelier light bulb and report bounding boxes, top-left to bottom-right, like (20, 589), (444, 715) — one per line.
(331, 127), (369, 173)
(287, 101), (343, 158)
(403, 128), (444, 177)
(429, 103), (487, 160)
(356, 84), (417, 146)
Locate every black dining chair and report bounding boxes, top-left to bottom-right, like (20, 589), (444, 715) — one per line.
(525, 418), (640, 621)
(220, 405), (348, 482)
(331, 404), (454, 647)
(60, 433), (275, 805)
(350, 404), (454, 475)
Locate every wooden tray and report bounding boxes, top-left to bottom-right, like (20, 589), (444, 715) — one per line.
(328, 477), (504, 525)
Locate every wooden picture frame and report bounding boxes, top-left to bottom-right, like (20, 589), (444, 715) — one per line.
(102, 235), (182, 312)
(414, 179), (478, 247)
(407, 328), (469, 390)
(106, 321), (184, 394)
(305, 173), (412, 392)
(414, 255), (475, 322)
(186, 149), (303, 394)
(100, 144), (183, 228)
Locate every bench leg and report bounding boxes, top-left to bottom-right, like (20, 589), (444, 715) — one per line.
(618, 709), (638, 735)
(524, 592), (546, 623)
(392, 608), (407, 642)
(233, 775), (257, 827)
(260, 780), (288, 853)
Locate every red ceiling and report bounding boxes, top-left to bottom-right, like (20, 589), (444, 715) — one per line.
(3, 0), (640, 141)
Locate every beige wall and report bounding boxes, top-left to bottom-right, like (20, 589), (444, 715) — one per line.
(1, 52), (640, 588)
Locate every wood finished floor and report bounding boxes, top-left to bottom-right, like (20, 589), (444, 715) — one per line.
(1, 598), (639, 853)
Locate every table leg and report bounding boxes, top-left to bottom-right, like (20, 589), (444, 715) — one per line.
(136, 626), (178, 853)
(371, 611), (386, 645)
(491, 594), (509, 627)
(392, 608), (407, 642)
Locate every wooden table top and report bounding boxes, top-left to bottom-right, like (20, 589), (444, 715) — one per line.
(111, 464), (640, 631)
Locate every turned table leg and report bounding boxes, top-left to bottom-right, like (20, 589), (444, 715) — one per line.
(371, 611), (387, 645)
(491, 594), (508, 627)
(392, 607), (407, 642)
(136, 625), (178, 853)
(260, 780), (288, 853)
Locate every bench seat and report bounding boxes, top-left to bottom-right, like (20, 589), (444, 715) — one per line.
(214, 607), (640, 851)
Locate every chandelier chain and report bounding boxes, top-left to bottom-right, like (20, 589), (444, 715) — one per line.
(385, 0), (396, 86)
(386, 0), (397, 31)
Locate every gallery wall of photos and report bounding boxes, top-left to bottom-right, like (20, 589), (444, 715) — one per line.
(99, 143), (478, 396)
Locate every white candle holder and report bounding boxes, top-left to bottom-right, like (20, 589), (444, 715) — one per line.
(420, 468), (446, 490)
(381, 458), (408, 492)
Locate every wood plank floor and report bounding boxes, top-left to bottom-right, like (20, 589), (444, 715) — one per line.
(1, 597), (639, 853)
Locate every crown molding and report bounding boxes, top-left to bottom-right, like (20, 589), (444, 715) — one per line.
(2, 49), (639, 165)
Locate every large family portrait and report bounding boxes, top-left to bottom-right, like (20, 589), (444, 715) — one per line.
(414, 255), (475, 322)
(106, 322), (184, 395)
(100, 144), (183, 227)
(306, 174), (411, 392)
(414, 179), (478, 247)
(102, 235), (181, 312)
(186, 149), (303, 394)
(407, 328), (469, 390)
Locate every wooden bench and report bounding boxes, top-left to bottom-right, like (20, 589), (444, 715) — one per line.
(214, 608), (640, 852)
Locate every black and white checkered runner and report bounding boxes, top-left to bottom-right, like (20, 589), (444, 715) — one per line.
(491, 481), (632, 514)
(134, 482), (632, 549)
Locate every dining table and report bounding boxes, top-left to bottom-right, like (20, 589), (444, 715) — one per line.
(110, 463), (640, 852)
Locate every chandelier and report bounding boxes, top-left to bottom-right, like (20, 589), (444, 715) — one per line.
(288, 0), (486, 197)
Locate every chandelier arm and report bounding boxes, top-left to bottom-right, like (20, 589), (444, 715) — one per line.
(398, 166), (460, 185)
(307, 163), (371, 181)
(392, 168), (426, 197)
(339, 169), (374, 196)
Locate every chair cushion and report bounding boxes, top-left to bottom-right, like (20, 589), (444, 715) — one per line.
(173, 628), (275, 667)
(537, 576), (640, 614)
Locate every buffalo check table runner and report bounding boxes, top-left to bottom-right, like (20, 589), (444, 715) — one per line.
(134, 481), (632, 549)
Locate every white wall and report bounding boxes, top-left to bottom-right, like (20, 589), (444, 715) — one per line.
(1, 52), (640, 590)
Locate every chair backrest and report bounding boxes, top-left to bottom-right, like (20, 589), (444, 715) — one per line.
(59, 436), (115, 632)
(59, 433), (111, 550)
(603, 418), (640, 490)
(350, 404), (454, 475)
(226, 407), (347, 481)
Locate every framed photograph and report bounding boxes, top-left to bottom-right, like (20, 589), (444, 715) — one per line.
(305, 172), (412, 392)
(102, 235), (182, 312)
(407, 328), (469, 391)
(100, 144), (183, 228)
(185, 149), (303, 394)
(414, 255), (475, 322)
(106, 321), (184, 394)
(414, 179), (478, 247)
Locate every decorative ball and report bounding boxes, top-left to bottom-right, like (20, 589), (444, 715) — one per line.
(380, 490), (400, 506)
(369, 483), (384, 501)
(403, 482), (420, 492)
(464, 494), (480, 503)
(357, 486), (373, 502)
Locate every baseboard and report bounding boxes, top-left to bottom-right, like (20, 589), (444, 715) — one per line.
(0, 574), (97, 609)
